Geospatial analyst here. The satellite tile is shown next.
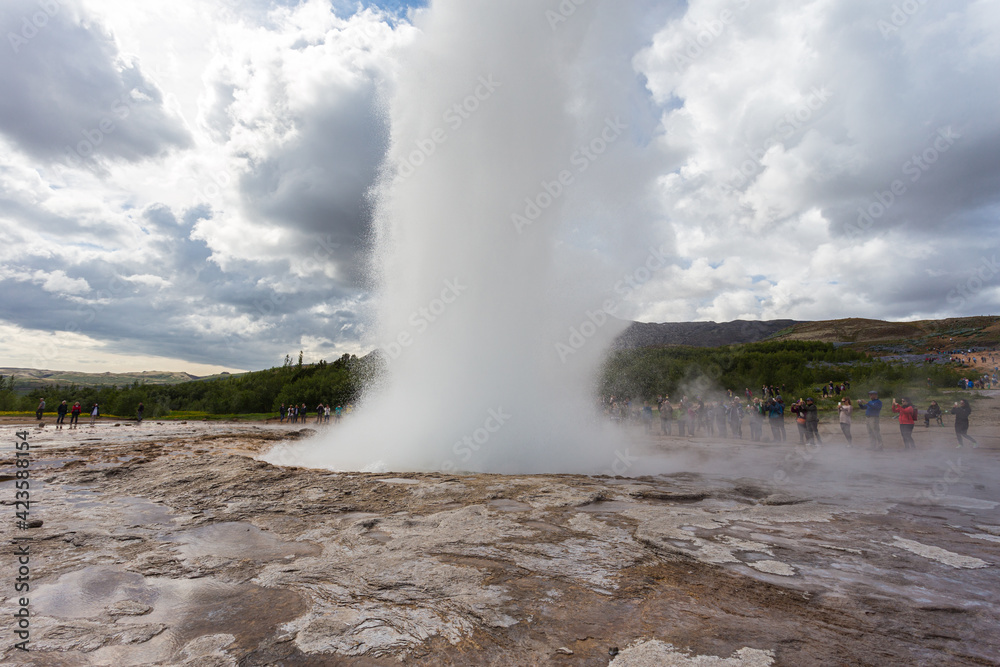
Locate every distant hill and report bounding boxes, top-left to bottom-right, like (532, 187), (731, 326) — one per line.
(614, 319), (800, 349)
(0, 368), (210, 393)
(767, 316), (1000, 351)
(613, 316), (1000, 352)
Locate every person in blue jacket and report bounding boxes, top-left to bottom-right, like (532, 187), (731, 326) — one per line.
(857, 390), (883, 450)
(767, 397), (786, 442)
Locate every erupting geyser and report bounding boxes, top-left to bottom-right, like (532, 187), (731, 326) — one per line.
(266, 0), (661, 474)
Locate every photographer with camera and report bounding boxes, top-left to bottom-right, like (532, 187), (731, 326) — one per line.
(857, 391), (883, 450)
(838, 397), (853, 446)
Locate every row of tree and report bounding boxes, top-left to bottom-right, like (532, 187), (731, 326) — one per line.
(599, 341), (964, 400)
(0, 342), (967, 418)
(0, 353), (372, 418)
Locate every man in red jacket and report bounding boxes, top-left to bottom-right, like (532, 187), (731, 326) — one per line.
(892, 397), (918, 450)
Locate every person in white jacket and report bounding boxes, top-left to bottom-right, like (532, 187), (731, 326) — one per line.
(838, 398), (853, 446)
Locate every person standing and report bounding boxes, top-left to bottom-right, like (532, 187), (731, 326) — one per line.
(705, 400), (716, 434)
(279, 404), (287, 423)
(892, 397), (918, 450)
(838, 397), (853, 446)
(804, 397), (822, 445)
(749, 398), (765, 442)
(767, 398), (786, 442)
(658, 396), (673, 435)
(56, 400), (68, 428)
(676, 398), (687, 437)
(791, 399), (807, 444)
(641, 401), (654, 433)
(325, 404), (331, 424)
(136, 402), (145, 424)
(950, 399), (978, 448)
(858, 391), (883, 450)
(70, 401), (81, 427)
(697, 399), (709, 435)
(36, 398), (46, 421)
(728, 399), (743, 439)
(715, 401), (728, 437)
(90, 403), (100, 426)
(687, 401), (700, 436)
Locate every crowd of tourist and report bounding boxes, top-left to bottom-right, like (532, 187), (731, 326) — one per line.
(42, 398), (101, 429)
(950, 351), (998, 368)
(32, 397), (356, 428)
(957, 373), (998, 389)
(277, 402), (352, 425)
(603, 382), (986, 451)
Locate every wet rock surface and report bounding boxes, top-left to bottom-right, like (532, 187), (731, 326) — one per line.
(1, 419), (998, 665)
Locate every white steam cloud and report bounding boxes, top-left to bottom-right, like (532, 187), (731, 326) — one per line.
(265, 0), (667, 474)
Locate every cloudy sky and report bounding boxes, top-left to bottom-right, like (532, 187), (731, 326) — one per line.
(1, 0), (998, 374)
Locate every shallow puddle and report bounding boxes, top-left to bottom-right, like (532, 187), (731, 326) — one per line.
(577, 500), (637, 512)
(167, 521), (321, 561)
(30, 565), (307, 665)
(365, 529), (393, 543)
(488, 498), (532, 512)
(32, 566), (157, 619)
(62, 491), (179, 527)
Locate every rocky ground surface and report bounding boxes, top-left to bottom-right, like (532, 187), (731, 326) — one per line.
(1, 406), (999, 666)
